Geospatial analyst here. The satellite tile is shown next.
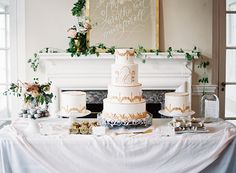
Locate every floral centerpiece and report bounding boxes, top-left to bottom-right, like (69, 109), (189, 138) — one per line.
(4, 78), (54, 119)
(67, 20), (92, 55)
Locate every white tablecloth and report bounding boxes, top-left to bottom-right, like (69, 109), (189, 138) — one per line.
(0, 118), (235, 173)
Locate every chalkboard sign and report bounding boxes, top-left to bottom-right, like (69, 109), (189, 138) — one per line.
(88, 0), (159, 49)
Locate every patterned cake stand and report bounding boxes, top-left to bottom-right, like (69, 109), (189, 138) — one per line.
(97, 112), (153, 128)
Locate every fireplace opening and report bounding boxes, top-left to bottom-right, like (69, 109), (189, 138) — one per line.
(61, 90), (174, 118)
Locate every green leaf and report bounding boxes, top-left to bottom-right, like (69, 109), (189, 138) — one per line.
(185, 53), (194, 61)
(106, 46), (115, 54)
(155, 49), (159, 55)
(177, 48), (184, 53)
(97, 43), (106, 49)
(167, 47), (172, 52)
(167, 47), (172, 58)
(71, 0), (86, 17)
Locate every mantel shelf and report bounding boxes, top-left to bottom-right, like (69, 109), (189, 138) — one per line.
(39, 52), (197, 61)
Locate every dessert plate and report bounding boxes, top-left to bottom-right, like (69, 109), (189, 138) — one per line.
(159, 109), (195, 117)
(58, 110), (91, 118)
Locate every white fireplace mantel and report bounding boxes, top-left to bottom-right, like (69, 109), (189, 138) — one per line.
(39, 52), (196, 114)
(39, 52), (195, 89)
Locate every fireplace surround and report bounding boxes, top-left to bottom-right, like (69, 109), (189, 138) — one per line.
(39, 52), (195, 117)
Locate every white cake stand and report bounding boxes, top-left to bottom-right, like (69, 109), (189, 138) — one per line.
(159, 109), (195, 118)
(66, 110), (91, 123)
(58, 110), (91, 124)
(58, 110), (91, 118)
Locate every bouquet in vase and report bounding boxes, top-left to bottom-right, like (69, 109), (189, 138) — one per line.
(4, 78), (54, 119)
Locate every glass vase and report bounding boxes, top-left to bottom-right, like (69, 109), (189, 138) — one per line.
(201, 93), (219, 121)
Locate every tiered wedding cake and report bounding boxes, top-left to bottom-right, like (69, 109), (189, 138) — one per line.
(99, 49), (152, 127)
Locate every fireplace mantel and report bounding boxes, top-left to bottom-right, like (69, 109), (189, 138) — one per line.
(39, 52), (195, 89)
(39, 52), (196, 114)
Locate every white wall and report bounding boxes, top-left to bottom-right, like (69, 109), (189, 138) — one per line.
(25, 0), (213, 84)
(25, 0), (75, 80)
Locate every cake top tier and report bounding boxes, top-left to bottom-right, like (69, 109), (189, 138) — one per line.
(115, 49), (135, 64)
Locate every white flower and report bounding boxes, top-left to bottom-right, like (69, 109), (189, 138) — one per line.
(78, 21), (92, 34)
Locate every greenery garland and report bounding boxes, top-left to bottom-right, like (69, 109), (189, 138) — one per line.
(28, 0), (210, 89)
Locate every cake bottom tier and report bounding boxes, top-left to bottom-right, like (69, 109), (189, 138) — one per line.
(99, 99), (152, 127)
(103, 98), (146, 115)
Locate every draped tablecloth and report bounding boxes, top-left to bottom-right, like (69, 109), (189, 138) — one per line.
(0, 118), (235, 173)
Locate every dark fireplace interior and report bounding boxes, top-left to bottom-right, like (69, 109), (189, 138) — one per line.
(61, 90), (174, 118)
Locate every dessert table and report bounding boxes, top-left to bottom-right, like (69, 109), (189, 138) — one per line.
(0, 118), (235, 173)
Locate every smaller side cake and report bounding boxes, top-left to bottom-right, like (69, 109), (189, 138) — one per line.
(164, 92), (190, 116)
(60, 91), (86, 116)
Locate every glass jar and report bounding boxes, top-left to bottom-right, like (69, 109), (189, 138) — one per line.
(201, 93), (219, 120)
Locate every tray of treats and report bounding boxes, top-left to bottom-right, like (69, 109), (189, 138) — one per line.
(169, 117), (208, 134)
(69, 121), (98, 135)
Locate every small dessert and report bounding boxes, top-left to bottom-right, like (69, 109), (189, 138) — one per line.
(69, 121), (98, 135)
(79, 125), (89, 135)
(169, 117), (206, 133)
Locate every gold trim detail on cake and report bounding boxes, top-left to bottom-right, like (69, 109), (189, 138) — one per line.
(165, 105), (190, 113)
(102, 112), (148, 121)
(109, 93), (143, 103)
(61, 105), (86, 114)
(115, 50), (135, 60)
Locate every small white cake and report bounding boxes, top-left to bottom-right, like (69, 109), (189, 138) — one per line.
(60, 91), (86, 116)
(164, 92), (190, 116)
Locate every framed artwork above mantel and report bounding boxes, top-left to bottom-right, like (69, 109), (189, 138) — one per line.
(87, 0), (159, 49)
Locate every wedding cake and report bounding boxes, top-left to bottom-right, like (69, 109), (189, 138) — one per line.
(99, 49), (151, 127)
(60, 91), (86, 116)
(164, 92), (190, 116)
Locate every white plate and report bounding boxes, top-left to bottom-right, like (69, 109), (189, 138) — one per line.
(159, 109), (195, 117)
(58, 110), (91, 118)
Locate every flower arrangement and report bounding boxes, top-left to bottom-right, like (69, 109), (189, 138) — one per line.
(4, 78), (54, 119)
(67, 20), (92, 55)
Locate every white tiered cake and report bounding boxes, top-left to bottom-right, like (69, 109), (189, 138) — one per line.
(99, 49), (151, 127)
